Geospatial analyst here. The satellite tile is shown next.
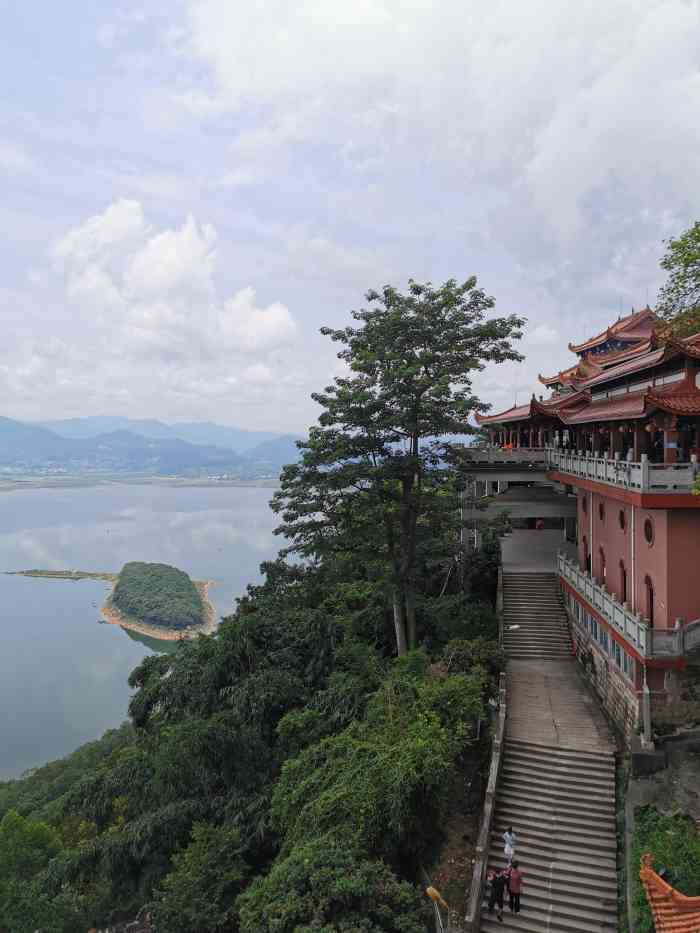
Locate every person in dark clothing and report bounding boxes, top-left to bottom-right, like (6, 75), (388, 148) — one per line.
(508, 860), (523, 913)
(488, 869), (506, 922)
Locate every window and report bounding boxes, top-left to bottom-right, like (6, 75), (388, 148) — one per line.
(599, 547), (606, 582)
(599, 502), (605, 522)
(614, 641), (622, 668)
(620, 561), (627, 604)
(582, 495), (588, 514)
(618, 509), (626, 532)
(645, 575), (655, 627)
(644, 518), (654, 546)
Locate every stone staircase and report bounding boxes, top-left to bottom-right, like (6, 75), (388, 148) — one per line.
(502, 573), (572, 661)
(481, 572), (618, 932)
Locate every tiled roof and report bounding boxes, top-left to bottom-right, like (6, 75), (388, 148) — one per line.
(581, 348), (667, 388)
(569, 307), (657, 354)
(559, 391), (648, 424)
(639, 853), (700, 932)
(647, 384), (700, 415)
(475, 403), (532, 426)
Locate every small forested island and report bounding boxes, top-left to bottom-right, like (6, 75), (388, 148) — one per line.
(105, 561), (215, 639)
(10, 562), (216, 640)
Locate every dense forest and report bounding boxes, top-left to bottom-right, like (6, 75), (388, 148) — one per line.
(112, 562), (204, 630)
(0, 279), (522, 932)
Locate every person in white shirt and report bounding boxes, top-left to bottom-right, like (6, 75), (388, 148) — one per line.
(503, 826), (516, 863)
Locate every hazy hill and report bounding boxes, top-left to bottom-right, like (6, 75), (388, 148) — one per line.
(40, 417), (281, 452)
(0, 418), (244, 474)
(243, 435), (303, 467)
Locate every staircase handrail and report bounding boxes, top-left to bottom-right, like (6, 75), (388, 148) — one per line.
(464, 671), (507, 932)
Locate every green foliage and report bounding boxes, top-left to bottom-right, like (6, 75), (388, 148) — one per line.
(656, 220), (700, 327)
(0, 724), (134, 824)
(152, 823), (248, 933)
(272, 666), (485, 866)
(631, 805), (700, 933)
(237, 843), (431, 933)
(112, 561), (203, 629)
(442, 636), (506, 681)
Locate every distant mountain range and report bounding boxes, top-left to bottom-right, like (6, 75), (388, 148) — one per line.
(38, 417), (281, 453)
(0, 417), (303, 477)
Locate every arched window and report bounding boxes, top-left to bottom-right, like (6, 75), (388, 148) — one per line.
(599, 547), (606, 583)
(620, 561), (627, 604)
(644, 575), (654, 627)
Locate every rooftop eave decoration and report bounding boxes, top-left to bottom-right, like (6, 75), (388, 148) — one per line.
(639, 852), (700, 932)
(568, 307), (657, 355)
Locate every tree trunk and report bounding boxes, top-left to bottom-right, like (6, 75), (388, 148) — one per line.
(406, 588), (417, 650)
(392, 587), (408, 656)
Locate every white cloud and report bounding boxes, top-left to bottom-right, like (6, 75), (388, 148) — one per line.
(53, 199), (147, 266)
(220, 287), (297, 352)
(124, 215), (217, 297)
(527, 324), (559, 346)
(181, 0), (700, 242)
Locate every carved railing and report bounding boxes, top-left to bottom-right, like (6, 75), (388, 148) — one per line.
(558, 552), (691, 659)
(464, 672), (507, 933)
(546, 448), (697, 493)
(465, 448), (547, 465)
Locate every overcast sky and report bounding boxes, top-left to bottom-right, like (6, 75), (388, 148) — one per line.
(2, 1), (699, 431)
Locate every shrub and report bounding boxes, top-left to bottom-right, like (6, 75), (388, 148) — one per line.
(237, 843), (430, 933)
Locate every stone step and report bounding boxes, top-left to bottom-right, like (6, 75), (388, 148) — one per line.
(495, 795), (616, 827)
(482, 895), (617, 933)
(501, 763), (613, 794)
(481, 906), (614, 933)
(500, 870), (618, 904)
(488, 837), (616, 871)
(486, 854), (618, 900)
(505, 739), (616, 766)
(496, 791), (616, 826)
(492, 820), (616, 854)
(487, 850), (617, 890)
(499, 777), (615, 811)
(502, 756), (615, 789)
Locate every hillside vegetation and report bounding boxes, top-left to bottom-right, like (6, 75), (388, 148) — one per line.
(112, 562), (204, 630)
(0, 279), (522, 932)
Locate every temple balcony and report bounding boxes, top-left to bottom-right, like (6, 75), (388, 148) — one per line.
(546, 447), (698, 494)
(558, 551), (700, 659)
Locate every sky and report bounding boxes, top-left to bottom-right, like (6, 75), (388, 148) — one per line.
(2, 1), (700, 432)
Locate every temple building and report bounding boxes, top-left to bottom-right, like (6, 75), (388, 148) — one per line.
(475, 308), (700, 735)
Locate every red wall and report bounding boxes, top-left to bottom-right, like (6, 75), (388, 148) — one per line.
(576, 489), (676, 628)
(667, 510), (700, 624)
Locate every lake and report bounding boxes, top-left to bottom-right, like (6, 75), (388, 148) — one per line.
(0, 483), (279, 779)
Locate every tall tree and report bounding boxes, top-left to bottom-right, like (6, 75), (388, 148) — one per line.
(656, 221), (700, 337)
(272, 278), (523, 655)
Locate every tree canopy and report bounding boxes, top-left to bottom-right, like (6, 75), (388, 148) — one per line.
(656, 221), (700, 337)
(272, 278), (523, 654)
(112, 561), (204, 630)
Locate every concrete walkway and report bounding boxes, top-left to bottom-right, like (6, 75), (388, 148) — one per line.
(480, 565), (618, 933)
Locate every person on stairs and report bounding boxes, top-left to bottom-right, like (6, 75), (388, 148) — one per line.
(487, 868), (506, 922)
(503, 826), (516, 864)
(508, 861), (523, 914)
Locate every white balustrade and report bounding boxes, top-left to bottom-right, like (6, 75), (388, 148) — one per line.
(546, 448), (697, 493)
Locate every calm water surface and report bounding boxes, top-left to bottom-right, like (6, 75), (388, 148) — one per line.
(0, 484), (278, 778)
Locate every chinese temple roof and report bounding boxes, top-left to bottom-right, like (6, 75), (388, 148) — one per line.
(568, 307), (657, 354)
(639, 853), (700, 932)
(478, 326), (700, 428)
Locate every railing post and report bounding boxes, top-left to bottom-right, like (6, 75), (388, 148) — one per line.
(641, 453), (649, 490)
